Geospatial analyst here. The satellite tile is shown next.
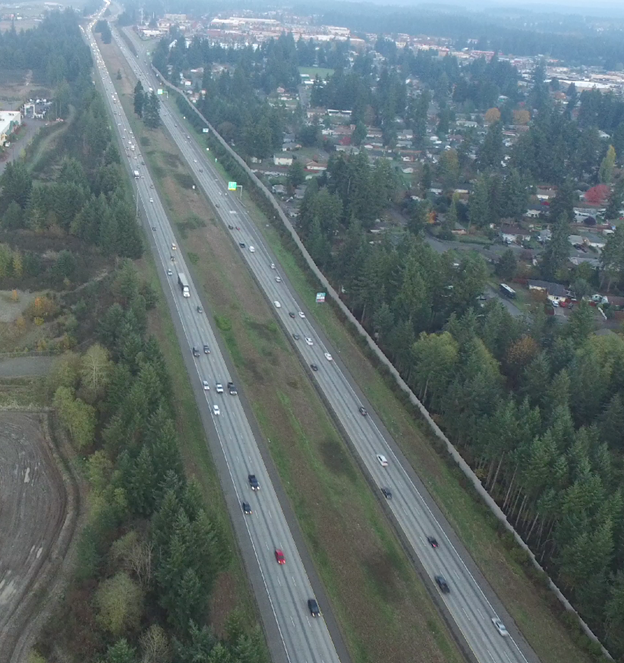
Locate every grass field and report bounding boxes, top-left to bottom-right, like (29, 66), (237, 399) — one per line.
(99, 34), (466, 663)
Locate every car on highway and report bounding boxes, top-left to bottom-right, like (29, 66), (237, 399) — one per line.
(194, 159), (197, 163)
(227, 382), (238, 395)
(203, 344), (210, 354)
(216, 203), (220, 208)
(202, 380), (210, 391)
(427, 536), (439, 548)
(242, 501), (252, 515)
(249, 246), (255, 253)
(152, 226), (156, 231)
(212, 404), (220, 416)
(270, 263), (275, 269)
(293, 333), (300, 340)
(274, 549), (286, 565)
(289, 312), (296, 318)
(308, 599), (321, 617)
(298, 311), (306, 318)
(149, 198), (153, 203)
(358, 406), (368, 416)
(248, 474), (259, 491)
(492, 617), (509, 636)
(215, 383), (224, 394)
(275, 276), (282, 283)
(239, 242), (245, 248)
(310, 364), (319, 371)
(228, 224), (234, 229)
(305, 337), (313, 346)
(435, 575), (450, 593)
(192, 347), (200, 357)
(197, 305), (203, 314)
(324, 352), (333, 361)
(167, 268), (173, 276)
(381, 487), (392, 499)
(171, 243), (176, 250)
(274, 301), (281, 308)
(150, 183), (154, 188)
(376, 454), (389, 467)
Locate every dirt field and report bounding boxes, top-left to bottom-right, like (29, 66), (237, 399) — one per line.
(0, 412), (78, 663)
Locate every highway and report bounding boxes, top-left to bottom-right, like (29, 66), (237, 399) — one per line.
(113, 24), (541, 663)
(84, 13), (344, 663)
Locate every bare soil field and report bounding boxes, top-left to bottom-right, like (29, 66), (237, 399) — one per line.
(0, 412), (79, 663)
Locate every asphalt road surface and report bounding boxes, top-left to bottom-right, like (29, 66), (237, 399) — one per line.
(114, 25), (541, 663)
(85, 14), (343, 663)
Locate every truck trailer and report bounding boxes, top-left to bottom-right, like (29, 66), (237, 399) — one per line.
(178, 273), (190, 297)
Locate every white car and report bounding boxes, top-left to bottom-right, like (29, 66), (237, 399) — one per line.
(167, 268), (173, 276)
(376, 454), (388, 467)
(270, 263), (275, 269)
(202, 380), (210, 391)
(213, 404), (220, 416)
(194, 159), (197, 163)
(298, 311), (305, 318)
(305, 337), (313, 346)
(276, 276), (282, 283)
(491, 618), (508, 637)
(215, 383), (224, 394)
(274, 301), (281, 308)
(149, 197), (154, 203)
(324, 352), (333, 361)
(249, 246), (255, 253)
(171, 243), (177, 250)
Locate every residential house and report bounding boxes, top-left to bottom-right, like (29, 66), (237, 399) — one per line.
(273, 153), (294, 167)
(528, 280), (569, 304)
(500, 224), (532, 244)
(0, 111), (21, 147)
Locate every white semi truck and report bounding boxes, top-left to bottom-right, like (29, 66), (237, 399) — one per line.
(178, 273), (190, 297)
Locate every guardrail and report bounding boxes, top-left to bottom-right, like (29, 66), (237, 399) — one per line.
(151, 59), (611, 662)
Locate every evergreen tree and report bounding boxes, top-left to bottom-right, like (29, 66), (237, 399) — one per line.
(134, 81), (145, 117)
(541, 215), (570, 281)
(143, 91), (161, 128)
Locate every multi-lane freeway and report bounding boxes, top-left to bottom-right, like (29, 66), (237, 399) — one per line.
(85, 13), (344, 663)
(94, 13), (540, 663)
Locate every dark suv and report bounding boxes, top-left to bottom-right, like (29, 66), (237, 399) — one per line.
(192, 347), (200, 357)
(307, 598), (320, 617)
(248, 474), (260, 491)
(435, 575), (450, 593)
(227, 381), (238, 395)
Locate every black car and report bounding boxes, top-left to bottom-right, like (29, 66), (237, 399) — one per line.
(197, 306), (203, 314)
(192, 347), (200, 357)
(239, 242), (246, 248)
(289, 312), (296, 318)
(152, 226), (156, 231)
(228, 224), (234, 229)
(293, 333), (300, 340)
(203, 344), (210, 354)
(381, 487), (392, 500)
(427, 536), (439, 548)
(358, 406), (368, 416)
(307, 598), (321, 617)
(242, 501), (252, 515)
(248, 474), (260, 491)
(227, 381), (238, 395)
(310, 364), (319, 372)
(435, 575), (450, 593)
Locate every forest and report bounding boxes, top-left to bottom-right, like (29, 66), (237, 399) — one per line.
(0, 11), (265, 663)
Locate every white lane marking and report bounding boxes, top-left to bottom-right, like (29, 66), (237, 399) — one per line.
(264, 541), (269, 550)
(291, 576), (297, 586)
(477, 608), (485, 620)
(290, 616), (295, 627)
(462, 607), (471, 621)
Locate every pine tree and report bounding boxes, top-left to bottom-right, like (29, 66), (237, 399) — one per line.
(134, 81), (145, 117)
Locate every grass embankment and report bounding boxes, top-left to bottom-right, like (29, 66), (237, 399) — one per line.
(99, 34), (465, 663)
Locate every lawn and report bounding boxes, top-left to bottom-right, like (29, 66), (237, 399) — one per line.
(100, 35), (466, 663)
